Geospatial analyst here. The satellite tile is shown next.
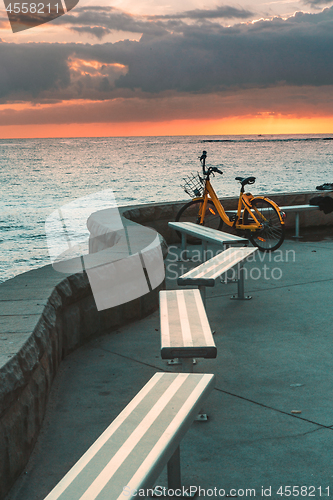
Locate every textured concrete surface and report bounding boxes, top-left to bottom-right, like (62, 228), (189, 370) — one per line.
(5, 232), (333, 500)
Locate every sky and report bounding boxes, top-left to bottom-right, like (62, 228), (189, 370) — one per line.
(1, 0), (333, 137)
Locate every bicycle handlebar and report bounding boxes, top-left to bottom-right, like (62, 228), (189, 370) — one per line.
(199, 151), (223, 176)
(211, 167), (223, 175)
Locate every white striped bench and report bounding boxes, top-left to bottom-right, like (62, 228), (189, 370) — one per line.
(178, 247), (258, 304)
(44, 372), (215, 500)
(160, 289), (217, 373)
(168, 221), (248, 261)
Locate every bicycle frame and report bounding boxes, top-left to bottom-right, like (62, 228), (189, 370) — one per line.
(195, 178), (284, 231)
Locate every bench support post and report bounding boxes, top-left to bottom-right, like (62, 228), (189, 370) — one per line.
(181, 234), (189, 260)
(167, 446), (182, 490)
(231, 265), (252, 300)
(181, 358), (194, 373)
(177, 234), (192, 261)
(292, 212), (302, 239)
(198, 285), (206, 306)
(201, 240), (207, 262)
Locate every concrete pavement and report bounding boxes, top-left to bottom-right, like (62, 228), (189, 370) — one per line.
(5, 233), (333, 500)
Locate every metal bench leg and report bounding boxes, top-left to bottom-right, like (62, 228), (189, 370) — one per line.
(220, 268), (237, 285)
(198, 285), (206, 306)
(180, 358), (208, 421)
(231, 265), (252, 300)
(167, 446), (182, 490)
(154, 446), (196, 498)
(220, 245), (237, 284)
(181, 234), (188, 260)
(167, 358), (181, 367)
(169, 358), (196, 370)
(292, 212), (302, 239)
(177, 234), (191, 261)
(181, 358), (194, 373)
(201, 240), (207, 262)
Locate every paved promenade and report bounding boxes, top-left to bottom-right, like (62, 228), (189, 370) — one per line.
(5, 233), (333, 500)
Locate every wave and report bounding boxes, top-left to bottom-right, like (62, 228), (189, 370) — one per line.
(202, 137), (333, 144)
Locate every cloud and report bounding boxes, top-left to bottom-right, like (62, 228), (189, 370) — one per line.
(112, 7), (333, 92)
(2, 86), (333, 126)
(2, 6), (333, 104)
(70, 26), (112, 39)
(302, 0), (333, 8)
(150, 5), (254, 20)
(0, 42), (71, 99)
(53, 5), (253, 40)
(53, 6), (172, 37)
(0, 17), (9, 29)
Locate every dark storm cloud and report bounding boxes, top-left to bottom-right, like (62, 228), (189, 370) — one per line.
(53, 6), (172, 36)
(112, 7), (333, 92)
(302, 0), (333, 7)
(53, 5), (252, 39)
(70, 26), (112, 39)
(2, 6), (333, 103)
(150, 5), (254, 20)
(0, 43), (71, 99)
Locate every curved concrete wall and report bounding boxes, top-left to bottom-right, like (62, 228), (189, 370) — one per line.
(0, 214), (168, 499)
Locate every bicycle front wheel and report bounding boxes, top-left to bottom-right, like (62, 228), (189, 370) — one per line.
(175, 199), (223, 244)
(243, 197), (285, 252)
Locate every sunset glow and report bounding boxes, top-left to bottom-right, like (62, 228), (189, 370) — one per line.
(2, 1), (333, 138)
(1, 115), (333, 139)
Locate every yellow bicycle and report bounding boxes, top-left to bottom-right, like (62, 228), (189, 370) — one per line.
(176, 151), (286, 252)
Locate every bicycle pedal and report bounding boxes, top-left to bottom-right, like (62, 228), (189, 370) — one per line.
(226, 212), (237, 222)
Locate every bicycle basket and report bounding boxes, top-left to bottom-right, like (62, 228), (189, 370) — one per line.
(181, 173), (204, 198)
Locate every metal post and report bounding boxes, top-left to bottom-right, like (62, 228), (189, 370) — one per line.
(179, 233), (189, 261)
(167, 446), (182, 490)
(295, 212), (299, 238)
(201, 240), (207, 262)
(180, 358), (207, 421)
(238, 264), (245, 299)
(292, 212), (302, 239)
(231, 263), (252, 300)
(199, 285), (206, 306)
(222, 243), (230, 284)
(181, 358), (193, 373)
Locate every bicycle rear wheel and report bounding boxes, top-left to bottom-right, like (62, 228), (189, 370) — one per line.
(175, 199), (223, 244)
(243, 197), (285, 252)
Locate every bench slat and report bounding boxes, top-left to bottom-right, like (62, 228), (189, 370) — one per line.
(44, 372), (215, 500)
(178, 247), (257, 286)
(160, 290), (216, 359)
(168, 221), (248, 245)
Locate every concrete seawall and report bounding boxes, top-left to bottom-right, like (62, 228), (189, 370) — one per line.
(0, 213), (168, 499)
(1, 191), (332, 499)
(121, 190), (333, 241)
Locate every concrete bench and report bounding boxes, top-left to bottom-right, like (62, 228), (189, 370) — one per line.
(44, 372), (215, 500)
(168, 221), (248, 261)
(160, 289), (217, 372)
(178, 247), (258, 304)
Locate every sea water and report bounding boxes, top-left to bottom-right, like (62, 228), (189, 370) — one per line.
(1, 134), (333, 282)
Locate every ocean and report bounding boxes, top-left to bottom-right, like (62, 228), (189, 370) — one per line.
(1, 134), (333, 282)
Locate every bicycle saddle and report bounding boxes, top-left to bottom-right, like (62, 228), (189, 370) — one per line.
(235, 176), (256, 187)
